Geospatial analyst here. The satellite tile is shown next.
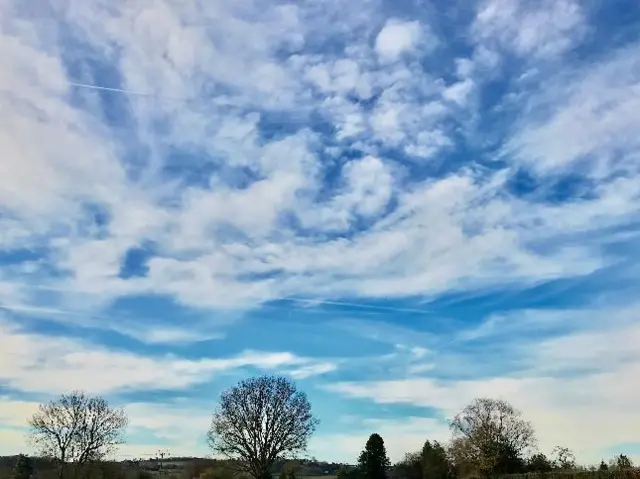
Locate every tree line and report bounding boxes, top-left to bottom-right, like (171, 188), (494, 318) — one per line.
(337, 400), (636, 479)
(10, 375), (638, 479)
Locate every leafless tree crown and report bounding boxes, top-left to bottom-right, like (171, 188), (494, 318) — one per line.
(207, 375), (318, 479)
(450, 398), (535, 455)
(28, 391), (128, 468)
(449, 398), (536, 476)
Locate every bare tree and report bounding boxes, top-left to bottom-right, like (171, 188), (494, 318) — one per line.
(552, 446), (576, 470)
(609, 454), (633, 470)
(28, 391), (128, 479)
(450, 398), (535, 477)
(207, 375), (318, 479)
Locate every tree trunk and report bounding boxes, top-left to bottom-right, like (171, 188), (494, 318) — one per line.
(252, 463), (272, 479)
(258, 469), (272, 479)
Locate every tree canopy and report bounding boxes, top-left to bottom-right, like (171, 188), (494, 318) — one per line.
(207, 375), (318, 479)
(28, 391), (128, 478)
(450, 398), (535, 477)
(552, 446), (576, 470)
(611, 454), (633, 470)
(358, 433), (391, 479)
(395, 451), (422, 479)
(527, 453), (553, 473)
(9, 387), (639, 479)
(421, 440), (451, 479)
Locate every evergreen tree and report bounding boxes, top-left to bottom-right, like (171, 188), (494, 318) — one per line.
(422, 441), (451, 479)
(358, 433), (391, 479)
(599, 461), (608, 471)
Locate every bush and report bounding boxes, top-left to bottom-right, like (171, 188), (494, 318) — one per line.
(12, 455), (34, 479)
(198, 467), (234, 479)
(500, 469), (640, 479)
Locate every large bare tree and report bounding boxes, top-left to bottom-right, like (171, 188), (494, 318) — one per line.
(450, 398), (535, 477)
(28, 391), (128, 479)
(207, 375), (318, 479)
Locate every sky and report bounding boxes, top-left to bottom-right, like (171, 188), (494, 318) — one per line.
(1, 0), (640, 467)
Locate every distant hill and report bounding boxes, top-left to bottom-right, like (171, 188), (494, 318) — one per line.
(0, 455), (351, 478)
(0, 455), (57, 469)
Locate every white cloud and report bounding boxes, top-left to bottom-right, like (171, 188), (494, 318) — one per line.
(473, 0), (585, 59)
(455, 58), (475, 78)
(142, 327), (225, 345)
(507, 44), (640, 176)
(0, 303), (227, 345)
(305, 59), (373, 99)
(455, 305), (640, 344)
(309, 417), (450, 463)
(367, 73), (451, 159)
(0, 318), (335, 395)
(0, 398), (40, 428)
(532, 321), (640, 373)
(375, 19), (423, 62)
(0, 0), (475, 313)
(339, 156), (395, 217)
(0, 428), (30, 456)
(0, 39), (123, 220)
(123, 401), (213, 455)
(328, 315), (640, 464)
(287, 362), (338, 380)
(442, 79), (474, 106)
(0, 0), (634, 322)
(0, 397), (213, 459)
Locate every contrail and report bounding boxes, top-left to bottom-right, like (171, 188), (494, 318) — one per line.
(68, 81), (153, 96)
(275, 296), (433, 314)
(0, 303), (80, 316)
(1, 283), (433, 315)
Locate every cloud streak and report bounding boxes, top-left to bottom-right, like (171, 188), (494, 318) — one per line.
(67, 82), (154, 96)
(0, 317), (336, 395)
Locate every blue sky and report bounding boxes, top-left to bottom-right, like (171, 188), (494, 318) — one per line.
(1, 0), (640, 466)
